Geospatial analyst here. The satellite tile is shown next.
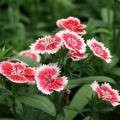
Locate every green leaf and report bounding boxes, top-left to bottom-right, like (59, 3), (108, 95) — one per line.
(104, 55), (119, 72)
(0, 93), (10, 103)
(17, 95), (56, 116)
(92, 28), (112, 35)
(14, 55), (39, 67)
(66, 76), (116, 89)
(56, 112), (65, 120)
(83, 116), (93, 120)
(0, 118), (15, 120)
(101, 8), (113, 24)
(64, 85), (93, 120)
(109, 67), (120, 76)
(0, 84), (5, 90)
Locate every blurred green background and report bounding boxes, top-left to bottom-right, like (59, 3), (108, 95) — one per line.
(1, 0), (120, 120)
(0, 0), (119, 53)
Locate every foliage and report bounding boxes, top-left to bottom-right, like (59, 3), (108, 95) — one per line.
(1, 0), (120, 120)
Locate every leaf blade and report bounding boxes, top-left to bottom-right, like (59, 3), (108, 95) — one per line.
(17, 95), (56, 116)
(64, 85), (93, 120)
(66, 76), (116, 89)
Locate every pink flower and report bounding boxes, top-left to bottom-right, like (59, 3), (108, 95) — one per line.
(0, 62), (36, 84)
(91, 81), (120, 106)
(56, 18), (65, 29)
(69, 50), (88, 61)
(58, 30), (86, 52)
(56, 17), (86, 34)
(87, 38), (112, 63)
(35, 64), (68, 94)
(24, 67), (36, 84)
(30, 34), (63, 54)
(19, 50), (40, 62)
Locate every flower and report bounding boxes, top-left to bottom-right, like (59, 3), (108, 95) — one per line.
(87, 38), (112, 63)
(69, 50), (88, 61)
(58, 30), (86, 52)
(30, 34), (63, 54)
(35, 64), (68, 94)
(0, 62), (36, 84)
(91, 81), (120, 106)
(56, 16), (86, 34)
(56, 18), (65, 29)
(19, 50), (40, 62)
(24, 67), (36, 84)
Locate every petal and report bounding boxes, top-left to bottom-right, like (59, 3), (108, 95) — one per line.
(58, 30), (86, 52)
(19, 50), (40, 62)
(69, 50), (88, 61)
(24, 67), (36, 84)
(13, 63), (26, 72)
(0, 61), (13, 76)
(56, 19), (65, 28)
(8, 63), (27, 83)
(35, 64), (60, 94)
(36, 79), (53, 94)
(90, 81), (103, 98)
(101, 83), (120, 105)
(111, 102), (120, 106)
(62, 17), (80, 29)
(73, 29), (86, 34)
(87, 38), (112, 63)
(36, 64), (60, 78)
(35, 64), (68, 94)
(8, 75), (27, 83)
(51, 77), (68, 91)
(56, 17), (87, 34)
(79, 24), (87, 29)
(30, 35), (63, 54)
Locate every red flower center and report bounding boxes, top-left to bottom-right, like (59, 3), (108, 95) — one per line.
(39, 37), (55, 47)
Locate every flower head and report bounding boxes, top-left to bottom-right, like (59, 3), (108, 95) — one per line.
(0, 62), (36, 84)
(24, 67), (36, 84)
(19, 50), (40, 62)
(69, 50), (88, 61)
(91, 81), (120, 106)
(56, 16), (86, 34)
(35, 64), (68, 94)
(30, 34), (63, 54)
(87, 38), (112, 63)
(58, 30), (86, 52)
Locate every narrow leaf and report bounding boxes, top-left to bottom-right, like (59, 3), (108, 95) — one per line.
(64, 85), (93, 120)
(66, 76), (116, 89)
(17, 95), (56, 116)
(109, 67), (120, 76)
(14, 55), (39, 67)
(83, 116), (93, 120)
(0, 118), (15, 120)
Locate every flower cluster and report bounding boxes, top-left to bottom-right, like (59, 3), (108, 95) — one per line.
(27, 16), (112, 62)
(91, 81), (120, 106)
(0, 62), (67, 94)
(0, 16), (114, 97)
